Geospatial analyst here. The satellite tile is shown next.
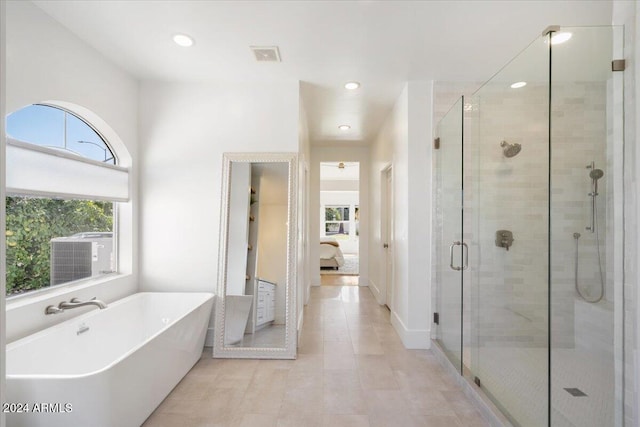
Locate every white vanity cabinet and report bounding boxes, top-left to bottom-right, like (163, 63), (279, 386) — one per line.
(256, 279), (276, 328)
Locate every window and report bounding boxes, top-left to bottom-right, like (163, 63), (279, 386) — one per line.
(5, 104), (128, 297)
(7, 104), (115, 164)
(325, 206), (350, 236)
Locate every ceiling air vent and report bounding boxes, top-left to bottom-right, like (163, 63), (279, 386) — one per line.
(250, 46), (281, 62)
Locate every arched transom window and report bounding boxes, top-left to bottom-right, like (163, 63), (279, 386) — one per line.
(5, 104), (129, 296)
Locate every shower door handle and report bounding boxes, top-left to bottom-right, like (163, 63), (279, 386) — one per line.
(461, 242), (469, 270)
(449, 241), (469, 271)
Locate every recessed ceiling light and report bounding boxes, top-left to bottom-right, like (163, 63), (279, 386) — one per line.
(338, 125), (351, 131)
(344, 81), (360, 90)
(510, 81), (527, 89)
(173, 34), (194, 47)
(549, 32), (572, 45)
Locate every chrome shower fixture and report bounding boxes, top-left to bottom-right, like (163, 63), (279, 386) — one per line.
(586, 162), (604, 196)
(500, 140), (522, 158)
(586, 161), (604, 234)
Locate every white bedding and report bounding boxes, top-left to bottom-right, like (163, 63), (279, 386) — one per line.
(320, 238), (345, 267)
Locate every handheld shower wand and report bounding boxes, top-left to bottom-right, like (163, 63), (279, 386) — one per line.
(575, 161), (605, 303)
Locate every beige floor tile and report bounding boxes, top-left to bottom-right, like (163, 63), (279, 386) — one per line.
(195, 387), (246, 418)
(456, 411), (492, 427)
(238, 413), (278, 427)
(298, 339), (324, 355)
(323, 386), (368, 414)
(322, 414), (370, 427)
(249, 368), (289, 392)
(401, 389), (458, 416)
(367, 411), (419, 427)
(324, 352), (357, 370)
(144, 286), (487, 427)
(324, 369), (361, 390)
(410, 414), (464, 427)
(286, 370), (323, 389)
(277, 413), (323, 427)
(364, 389), (411, 414)
(280, 386), (324, 415)
(352, 339), (385, 355)
(288, 353), (323, 374)
(142, 412), (229, 427)
(238, 384), (284, 415)
(324, 340), (354, 354)
(169, 375), (214, 401)
(356, 355), (400, 390)
(324, 330), (352, 342)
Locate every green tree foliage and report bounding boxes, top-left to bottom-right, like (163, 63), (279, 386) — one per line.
(5, 197), (113, 296)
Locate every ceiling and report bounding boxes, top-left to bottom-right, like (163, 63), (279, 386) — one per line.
(33, 1), (613, 145)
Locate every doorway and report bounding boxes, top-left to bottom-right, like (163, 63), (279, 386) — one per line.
(319, 161), (359, 286)
(382, 165), (393, 309)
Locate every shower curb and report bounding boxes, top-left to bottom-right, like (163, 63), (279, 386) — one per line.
(430, 340), (514, 427)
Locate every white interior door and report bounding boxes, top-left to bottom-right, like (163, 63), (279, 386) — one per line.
(384, 167), (393, 309)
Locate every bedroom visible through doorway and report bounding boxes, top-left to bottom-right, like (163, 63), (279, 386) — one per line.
(320, 162), (359, 286)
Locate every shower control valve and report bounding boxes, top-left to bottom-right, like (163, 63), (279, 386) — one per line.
(496, 230), (514, 251)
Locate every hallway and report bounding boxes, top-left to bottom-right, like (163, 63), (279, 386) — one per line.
(143, 286), (488, 426)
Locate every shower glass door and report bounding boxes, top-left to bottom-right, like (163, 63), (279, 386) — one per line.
(549, 26), (623, 427)
(434, 25), (624, 427)
(434, 97), (464, 373)
(465, 33), (551, 426)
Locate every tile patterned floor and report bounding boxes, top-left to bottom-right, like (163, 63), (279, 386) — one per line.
(143, 286), (490, 427)
(320, 275), (359, 286)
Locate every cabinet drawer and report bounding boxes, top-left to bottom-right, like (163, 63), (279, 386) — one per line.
(258, 282), (275, 292)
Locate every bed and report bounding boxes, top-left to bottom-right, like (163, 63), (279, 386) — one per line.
(320, 237), (345, 270)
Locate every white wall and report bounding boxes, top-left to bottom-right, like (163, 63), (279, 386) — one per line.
(4, 0), (139, 343)
(298, 90), (311, 334)
(407, 82), (433, 334)
(369, 81), (434, 349)
(138, 80), (300, 344)
(369, 95), (397, 306)
(310, 146), (369, 286)
(613, 1), (639, 424)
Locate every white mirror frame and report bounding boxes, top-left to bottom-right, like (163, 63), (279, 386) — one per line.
(213, 152), (297, 359)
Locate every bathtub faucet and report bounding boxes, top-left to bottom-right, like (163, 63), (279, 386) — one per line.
(59, 297), (108, 311)
(46, 297), (108, 314)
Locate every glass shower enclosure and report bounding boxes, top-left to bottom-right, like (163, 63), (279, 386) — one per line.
(434, 26), (624, 426)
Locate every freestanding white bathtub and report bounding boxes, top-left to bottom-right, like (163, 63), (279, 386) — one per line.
(6, 292), (214, 427)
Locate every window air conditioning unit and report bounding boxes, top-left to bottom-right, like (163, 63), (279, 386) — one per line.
(50, 232), (114, 286)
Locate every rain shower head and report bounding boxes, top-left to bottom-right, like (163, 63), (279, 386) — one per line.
(590, 169), (604, 180)
(500, 140), (522, 158)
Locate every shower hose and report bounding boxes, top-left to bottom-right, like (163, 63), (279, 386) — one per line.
(574, 209), (605, 303)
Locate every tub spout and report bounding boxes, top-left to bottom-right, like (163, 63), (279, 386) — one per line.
(59, 297), (108, 310)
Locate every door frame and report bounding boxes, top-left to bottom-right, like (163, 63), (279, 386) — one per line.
(381, 164), (393, 309)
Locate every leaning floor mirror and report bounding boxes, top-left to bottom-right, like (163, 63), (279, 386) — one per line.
(213, 152), (297, 359)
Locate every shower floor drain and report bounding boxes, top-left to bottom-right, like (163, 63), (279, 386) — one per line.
(564, 388), (588, 397)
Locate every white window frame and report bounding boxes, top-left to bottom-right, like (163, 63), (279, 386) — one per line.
(5, 102), (131, 302)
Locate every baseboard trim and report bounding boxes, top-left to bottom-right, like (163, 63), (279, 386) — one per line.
(390, 311), (430, 349)
(368, 279), (384, 305)
(297, 308), (304, 344)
